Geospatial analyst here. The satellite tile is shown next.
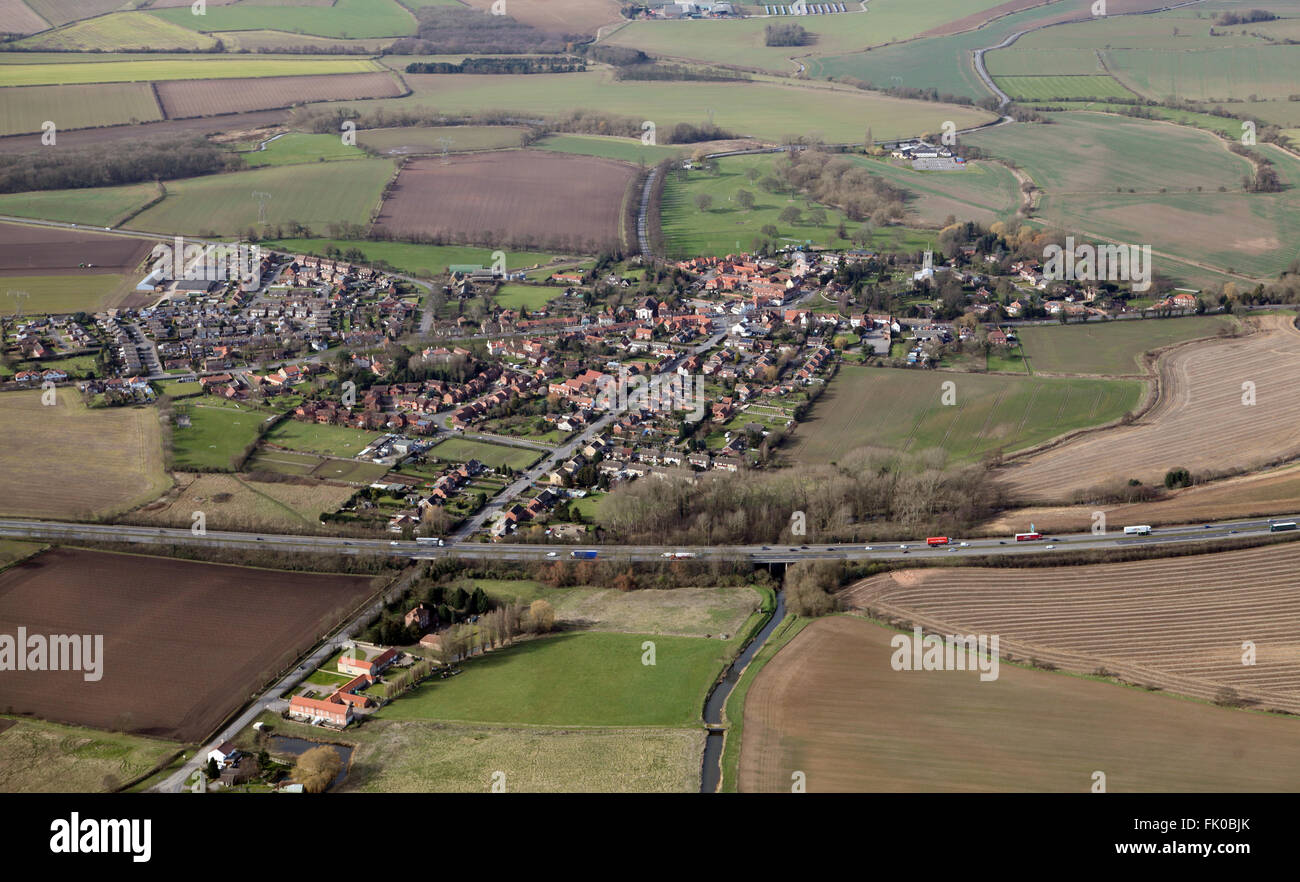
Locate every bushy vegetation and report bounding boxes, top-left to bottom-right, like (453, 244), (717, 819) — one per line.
(391, 7), (586, 55)
(405, 57), (586, 75)
(764, 22), (810, 47)
(0, 137), (233, 194)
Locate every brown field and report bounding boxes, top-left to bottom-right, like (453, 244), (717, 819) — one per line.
(155, 71), (404, 119)
(0, 0), (51, 35)
(0, 109), (290, 154)
(843, 541), (1300, 713)
(998, 316), (1300, 502)
(0, 388), (169, 520)
(0, 548), (377, 742)
(458, 0), (621, 34)
(130, 472), (355, 533)
(982, 463), (1300, 535)
(374, 150), (635, 252)
(920, 0), (1170, 38)
(0, 221), (154, 274)
(738, 615), (1300, 791)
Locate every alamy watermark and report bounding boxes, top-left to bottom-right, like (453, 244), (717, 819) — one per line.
(150, 237), (262, 288)
(0, 627), (103, 681)
(1042, 235), (1152, 292)
(890, 626), (1000, 681)
(593, 370), (707, 422)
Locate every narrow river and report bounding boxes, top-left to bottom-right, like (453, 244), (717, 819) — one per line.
(700, 588), (786, 793)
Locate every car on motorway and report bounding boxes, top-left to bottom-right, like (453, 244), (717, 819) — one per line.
(546, 551), (558, 558)
(1045, 544), (1056, 549)
(899, 544), (909, 549)
(864, 545), (873, 551)
(390, 540), (399, 546)
(959, 542), (969, 547)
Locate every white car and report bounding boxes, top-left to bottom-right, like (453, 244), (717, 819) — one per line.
(390, 540), (399, 546)
(864, 545), (873, 551)
(899, 544), (908, 549)
(959, 542), (969, 547)
(546, 551), (558, 558)
(1044, 544), (1056, 550)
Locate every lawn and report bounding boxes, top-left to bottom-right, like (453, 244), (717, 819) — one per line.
(151, 0), (419, 39)
(170, 403), (268, 471)
(241, 132), (368, 168)
(130, 159), (395, 236)
(493, 283), (557, 311)
(260, 238), (562, 278)
(265, 419), (381, 458)
(378, 631), (736, 727)
(535, 133), (683, 165)
(786, 364), (1143, 466)
(0, 182), (162, 227)
(427, 436), (543, 470)
(1016, 315), (1239, 376)
(0, 56), (382, 87)
(0, 716), (179, 793)
(0, 273), (130, 314)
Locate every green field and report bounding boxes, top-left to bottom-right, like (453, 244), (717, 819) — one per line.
(371, 71), (996, 143)
(151, 0), (418, 38)
(17, 12), (218, 52)
(378, 631), (734, 727)
(0, 183), (161, 227)
(0, 56), (382, 87)
(994, 75), (1134, 101)
(847, 154), (1020, 226)
(265, 419), (380, 458)
(1104, 45), (1300, 101)
(130, 159), (394, 236)
(493, 283), (558, 311)
(260, 238), (563, 278)
(241, 132), (368, 168)
(359, 125), (528, 155)
(1016, 315), (1239, 376)
(427, 436), (542, 470)
(535, 133), (683, 165)
(0, 716), (179, 794)
(0, 274), (130, 314)
(787, 365), (1143, 466)
(0, 82), (162, 136)
(23, 0), (127, 29)
(171, 404), (268, 471)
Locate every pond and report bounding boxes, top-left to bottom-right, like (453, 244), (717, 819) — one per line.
(268, 736), (353, 791)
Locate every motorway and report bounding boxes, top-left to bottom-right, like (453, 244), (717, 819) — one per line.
(1, 514), (1295, 565)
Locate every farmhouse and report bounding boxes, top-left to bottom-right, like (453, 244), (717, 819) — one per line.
(337, 648), (399, 677)
(288, 694), (354, 727)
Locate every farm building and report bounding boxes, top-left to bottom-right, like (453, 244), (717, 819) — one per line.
(288, 695), (354, 727)
(337, 647), (399, 677)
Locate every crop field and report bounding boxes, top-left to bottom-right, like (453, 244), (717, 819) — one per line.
(0, 56), (381, 87)
(0, 0), (50, 35)
(241, 132), (367, 167)
(359, 125), (528, 156)
(0, 81), (162, 136)
(214, 28), (395, 52)
(170, 404), (268, 471)
(1104, 45), (1300, 102)
(0, 548), (376, 742)
(374, 151), (635, 253)
(264, 419), (380, 458)
(847, 540), (1300, 714)
(0, 717), (179, 794)
(23, 0), (125, 28)
(0, 222), (153, 275)
(1015, 315), (1238, 376)
(786, 365), (1142, 467)
(846, 155), (1020, 227)
(994, 75), (1133, 100)
(0, 182), (160, 226)
(156, 71), (404, 119)
(427, 436), (543, 470)
(131, 472), (355, 532)
(261, 237), (562, 277)
(151, 0), (418, 38)
(737, 614), (1300, 792)
(0, 388), (168, 520)
(535, 133), (683, 164)
(16, 12), (219, 51)
(379, 631), (735, 727)
(0, 540), (43, 569)
(341, 721), (703, 793)
(387, 71), (997, 144)
(982, 462), (1300, 534)
(1000, 315), (1300, 501)
(130, 158), (394, 236)
(456, 0), (618, 32)
(0, 273), (130, 314)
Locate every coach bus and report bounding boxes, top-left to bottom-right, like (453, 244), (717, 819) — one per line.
(1270, 521), (1298, 532)
(926, 536), (950, 547)
(1014, 532), (1043, 542)
(1123, 525), (1152, 536)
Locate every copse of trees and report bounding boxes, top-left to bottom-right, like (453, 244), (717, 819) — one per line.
(0, 137), (233, 194)
(405, 56), (585, 74)
(391, 7), (587, 54)
(764, 22), (810, 46)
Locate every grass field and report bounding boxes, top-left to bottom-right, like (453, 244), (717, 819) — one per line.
(378, 631), (735, 727)
(23, 0), (127, 28)
(1104, 45), (1300, 102)
(493, 283), (558, 311)
(261, 238), (562, 278)
(0, 56), (381, 87)
(552, 585), (760, 637)
(170, 404), (269, 471)
(0, 81), (162, 136)
(16, 12), (218, 51)
(738, 614), (1300, 791)
(381, 71), (996, 144)
(0, 273), (130, 313)
(131, 472), (355, 532)
(0, 540), (44, 570)
(847, 154), (1021, 227)
(427, 436), (543, 470)
(787, 364), (1143, 466)
(1015, 315), (1239, 376)
(0, 717), (178, 794)
(994, 75), (1134, 100)
(151, 0), (419, 38)
(359, 125), (528, 156)
(535, 133), (683, 165)
(130, 159), (394, 236)
(0, 183), (161, 227)
(265, 419), (380, 458)
(241, 132), (368, 168)
(0, 388), (169, 520)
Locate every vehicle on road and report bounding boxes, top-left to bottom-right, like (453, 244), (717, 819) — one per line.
(546, 551), (558, 558)
(926, 536), (949, 547)
(1045, 544), (1056, 549)
(416, 536), (445, 546)
(1270, 521), (1298, 532)
(571, 550), (598, 559)
(1014, 532), (1043, 542)
(390, 540), (400, 545)
(1123, 525), (1152, 536)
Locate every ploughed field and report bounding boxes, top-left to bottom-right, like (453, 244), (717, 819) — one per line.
(0, 548), (376, 742)
(374, 151), (635, 253)
(842, 541), (1300, 714)
(738, 614), (1300, 791)
(0, 222), (154, 274)
(154, 72), (404, 119)
(998, 316), (1300, 501)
